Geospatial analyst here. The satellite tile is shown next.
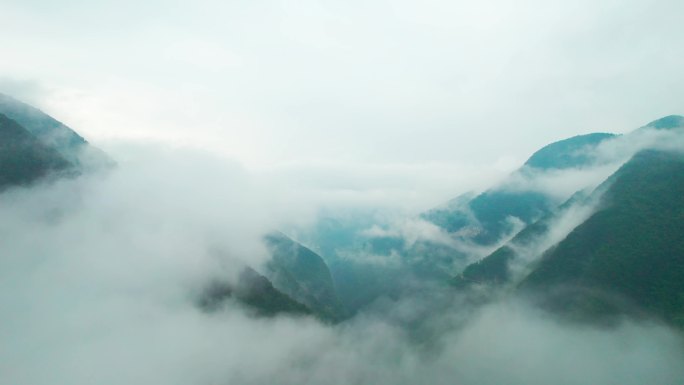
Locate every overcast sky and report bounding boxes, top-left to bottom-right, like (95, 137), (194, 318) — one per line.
(1, 0), (683, 207)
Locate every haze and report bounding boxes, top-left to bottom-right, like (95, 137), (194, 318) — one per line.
(2, 1), (684, 385)
(2, 0), (683, 172)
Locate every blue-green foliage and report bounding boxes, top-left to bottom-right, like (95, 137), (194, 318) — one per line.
(264, 232), (343, 320)
(425, 133), (617, 247)
(455, 190), (590, 287)
(0, 113), (72, 190)
(524, 133), (616, 170)
(198, 267), (311, 317)
(522, 150), (684, 326)
(0, 93), (88, 164)
(642, 115), (684, 130)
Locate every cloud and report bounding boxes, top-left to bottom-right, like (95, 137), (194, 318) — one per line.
(505, 193), (603, 281)
(494, 126), (684, 204)
(1, 141), (684, 385)
(0, 143), (280, 288)
(481, 127), (684, 283)
(2, 1), (684, 382)
(0, 77), (47, 105)
(593, 126), (684, 162)
(499, 164), (622, 200)
(2, 0), (683, 169)
(336, 248), (405, 268)
(361, 218), (458, 248)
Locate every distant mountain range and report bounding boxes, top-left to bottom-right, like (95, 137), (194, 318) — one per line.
(451, 115), (684, 326)
(423, 132), (618, 246)
(258, 114), (684, 326)
(2, 91), (683, 327)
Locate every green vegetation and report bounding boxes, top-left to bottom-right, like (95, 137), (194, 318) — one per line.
(424, 189), (554, 246)
(469, 190), (552, 244)
(521, 150), (684, 326)
(4, 93), (684, 330)
(0, 93), (87, 164)
(425, 133), (616, 246)
(524, 133), (616, 170)
(0, 113), (72, 190)
(642, 115), (684, 130)
(265, 232), (343, 320)
(198, 267), (311, 317)
(456, 191), (590, 287)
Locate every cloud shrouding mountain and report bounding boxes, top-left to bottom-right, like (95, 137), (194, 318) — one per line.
(2, 0), (684, 382)
(1, 143), (684, 385)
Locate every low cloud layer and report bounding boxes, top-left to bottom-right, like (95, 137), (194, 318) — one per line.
(2, 0), (684, 381)
(2, 144), (684, 385)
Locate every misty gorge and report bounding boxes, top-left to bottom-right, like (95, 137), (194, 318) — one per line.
(2, 1), (684, 384)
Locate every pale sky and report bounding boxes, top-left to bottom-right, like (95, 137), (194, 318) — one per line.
(1, 0), (683, 208)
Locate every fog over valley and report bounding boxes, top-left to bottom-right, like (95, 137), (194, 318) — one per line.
(2, 1), (684, 384)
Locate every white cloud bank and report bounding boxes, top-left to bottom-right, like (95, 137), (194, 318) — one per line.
(1, 146), (684, 385)
(1, 0), (684, 382)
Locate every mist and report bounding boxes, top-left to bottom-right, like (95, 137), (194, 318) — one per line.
(1, 142), (683, 385)
(3, 0), (684, 382)
(3, 0), (684, 169)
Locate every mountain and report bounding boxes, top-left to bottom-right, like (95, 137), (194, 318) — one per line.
(642, 115), (684, 130)
(424, 132), (617, 246)
(313, 132), (622, 312)
(264, 232), (343, 320)
(454, 216), (540, 287)
(198, 267), (311, 317)
(423, 189), (552, 245)
(0, 95), (311, 319)
(0, 93), (109, 167)
(454, 116), (684, 289)
(524, 133), (617, 170)
(453, 190), (592, 288)
(520, 149), (684, 326)
(0, 113), (73, 190)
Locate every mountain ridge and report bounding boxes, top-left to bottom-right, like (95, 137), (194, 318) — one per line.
(520, 149), (684, 326)
(0, 113), (73, 190)
(0, 92), (111, 168)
